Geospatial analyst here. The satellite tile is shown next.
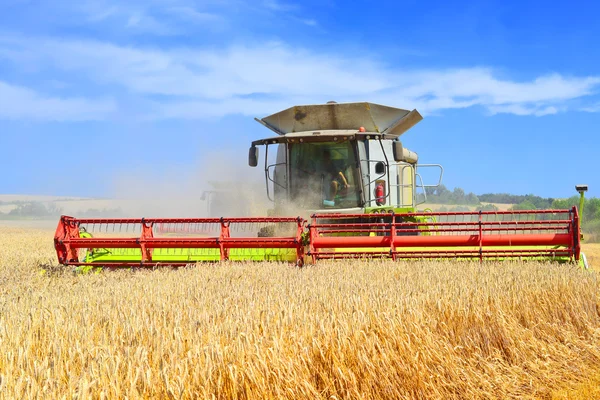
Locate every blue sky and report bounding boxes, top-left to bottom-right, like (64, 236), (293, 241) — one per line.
(1, 0), (599, 199)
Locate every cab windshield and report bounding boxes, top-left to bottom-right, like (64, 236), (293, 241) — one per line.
(289, 141), (361, 209)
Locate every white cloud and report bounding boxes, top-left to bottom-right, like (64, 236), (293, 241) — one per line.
(6, 39), (390, 99)
(85, 6), (120, 22)
(0, 81), (116, 121)
(0, 36), (599, 120)
(124, 12), (181, 35)
(262, 0), (298, 12)
(126, 13), (142, 27)
(300, 18), (318, 26)
(487, 104), (560, 117)
(167, 6), (222, 22)
(156, 96), (310, 119)
(581, 103), (600, 113)
(403, 70), (600, 105)
(49, 1), (226, 36)
(2, 0), (318, 40)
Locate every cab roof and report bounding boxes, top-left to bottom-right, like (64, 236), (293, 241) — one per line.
(257, 102), (422, 139)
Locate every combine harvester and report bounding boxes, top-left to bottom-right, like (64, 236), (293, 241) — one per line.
(54, 102), (589, 269)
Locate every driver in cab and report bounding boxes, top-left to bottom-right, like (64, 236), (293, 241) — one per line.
(322, 150), (349, 205)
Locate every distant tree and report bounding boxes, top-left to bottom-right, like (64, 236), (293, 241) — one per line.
(476, 204), (499, 212)
(425, 186), (480, 205)
(481, 193), (555, 208)
(475, 192), (600, 242)
(451, 187), (466, 204)
(479, 193), (510, 203)
(585, 198), (600, 221)
(551, 198), (570, 209)
(551, 196), (577, 209)
(9, 202), (50, 217)
(522, 194), (552, 209)
(7, 201), (63, 218)
(47, 203), (63, 216)
(466, 192), (479, 205)
(435, 185), (451, 198)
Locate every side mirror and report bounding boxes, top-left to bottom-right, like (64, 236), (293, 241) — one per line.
(375, 161), (386, 175)
(393, 141), (418, 163)
(248, 146), (259, 167)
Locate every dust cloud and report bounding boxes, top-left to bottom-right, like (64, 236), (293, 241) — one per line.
(108, 146), (341, 220)
(109, 149), (272, 218)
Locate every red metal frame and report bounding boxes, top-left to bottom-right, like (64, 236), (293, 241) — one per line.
(54, 216), (305, 267)
(54, 207), (581, 267)
(308, 207), (581, 262)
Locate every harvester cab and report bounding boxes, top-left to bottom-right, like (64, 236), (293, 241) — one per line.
(249, 102), (442, 215)
(54, 101), (589, 269)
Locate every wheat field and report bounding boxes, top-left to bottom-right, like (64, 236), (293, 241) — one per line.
(0, 226), (599, 399)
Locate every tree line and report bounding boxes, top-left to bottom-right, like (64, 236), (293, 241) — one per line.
(3, 194), (599, 241)
(0, 202), (123, 219)
(425, 185), (558, 208)
(425, 185), (599, 240)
